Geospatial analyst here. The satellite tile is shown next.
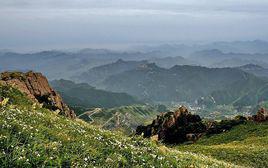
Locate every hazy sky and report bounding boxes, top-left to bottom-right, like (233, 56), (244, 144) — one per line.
(0, 0), (268, 51)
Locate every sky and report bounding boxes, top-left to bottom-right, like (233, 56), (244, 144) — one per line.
(0, 0), (268, 51)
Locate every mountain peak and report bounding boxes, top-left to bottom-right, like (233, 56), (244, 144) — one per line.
(239, 64), (264, 70)
(116, 59), (126, 63)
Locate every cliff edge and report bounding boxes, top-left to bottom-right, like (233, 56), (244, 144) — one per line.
(0, 71), (76, 118)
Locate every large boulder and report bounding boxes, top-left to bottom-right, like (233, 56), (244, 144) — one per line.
(0, 71), (76, 119)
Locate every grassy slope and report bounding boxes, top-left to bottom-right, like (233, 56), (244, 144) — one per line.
(0, 86), (241, 167)
(176, 122), (268, 168)
(92, 105), (160, 128)
(77, 105), (161, 135)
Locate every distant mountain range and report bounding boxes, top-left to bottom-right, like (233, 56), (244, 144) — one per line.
(0, 49), (196, 80)
(148, 56), (196, 68)
(50, 79), (142, 109)
(75, 57), (197, 86)
(189, 49), (268, 67)
(0, 50), (114, 79)
(74, 59), (268, 107)
(99, 63), (268, 106)
(74, 59), (148, 86)
(212, 58), (268, 68)
(135, 40), (268, 56)
(0, 49), (160, 80)
(1, 40), (268, 80)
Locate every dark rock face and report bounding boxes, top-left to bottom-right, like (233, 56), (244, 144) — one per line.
(0, 71), (76, 119)
(252, 108), (268, 122)
(136, 106), (206, 144)
(205, 118), (246, 135)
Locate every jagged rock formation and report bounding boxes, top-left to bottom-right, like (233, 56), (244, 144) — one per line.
(136, 106), (206, 144)
(136, 105), (268, 144)
(136, 106), (250, 144)
(0, 71), (76, 118)
(252, 107), (268, 122)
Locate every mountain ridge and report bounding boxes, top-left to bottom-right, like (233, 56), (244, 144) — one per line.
(74, 59), (148, 86)
(51, 79), (142, 110)
(102, 64), (268, 105)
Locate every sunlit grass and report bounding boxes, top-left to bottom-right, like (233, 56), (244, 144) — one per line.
(177, 122), (268, 168)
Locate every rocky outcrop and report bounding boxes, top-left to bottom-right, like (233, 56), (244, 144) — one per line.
(136, 106), (249, 144)
(205, 117), (246, 135)
(136, 105), (268, 144)
(136, 106), (206, 144)
(251, 107), (268, 122)
(0, 71), (76, 119)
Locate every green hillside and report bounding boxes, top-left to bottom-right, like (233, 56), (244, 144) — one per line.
(0, 85), (246, 167)
(50, 79), (142, 109)
(177, 122), (268, 168)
